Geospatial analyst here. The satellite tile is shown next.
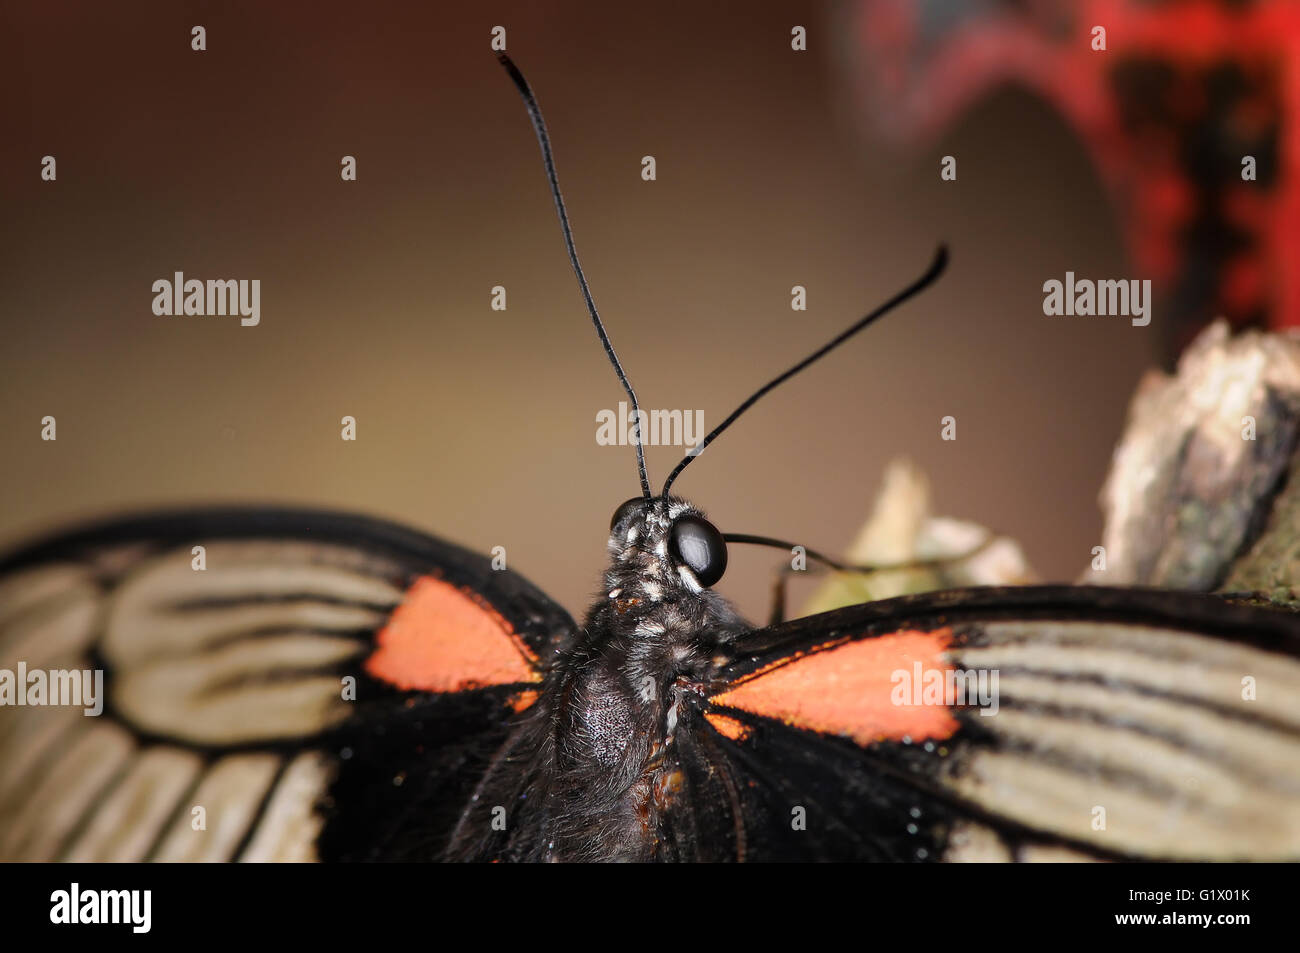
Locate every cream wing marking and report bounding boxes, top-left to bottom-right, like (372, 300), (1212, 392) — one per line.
(0, 539), (407, 862)
(938, 619), (1300, 860)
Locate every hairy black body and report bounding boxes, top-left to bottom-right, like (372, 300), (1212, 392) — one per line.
(443, 496), (748, 861)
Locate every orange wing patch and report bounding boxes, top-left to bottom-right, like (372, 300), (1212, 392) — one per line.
(704, 712), (753, 742)
(709, 628), (959, 746)
(365, 576), (540, 692)
(508, 689), (541, 713)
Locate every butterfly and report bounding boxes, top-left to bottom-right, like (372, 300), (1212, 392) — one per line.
(2, 54), (1299, 863)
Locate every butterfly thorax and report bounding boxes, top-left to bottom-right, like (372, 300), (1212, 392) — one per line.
(462, 497), (750, 860)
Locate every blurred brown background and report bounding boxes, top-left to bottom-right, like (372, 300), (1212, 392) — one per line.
(0, 2), (1156, 621)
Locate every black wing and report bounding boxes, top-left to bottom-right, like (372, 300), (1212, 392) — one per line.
(0, 506), (576, 861)
(670, 585), (1300, 861)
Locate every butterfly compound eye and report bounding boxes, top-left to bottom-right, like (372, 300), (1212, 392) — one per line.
(668, 515), (728, 587)
(610, 498), (644, 532)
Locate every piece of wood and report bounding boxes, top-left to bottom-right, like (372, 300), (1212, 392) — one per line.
(1084, 321), (1300, 597)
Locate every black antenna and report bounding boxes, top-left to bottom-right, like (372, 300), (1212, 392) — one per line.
(660, 245), (949, 498)
(723, 531), (993, 572)
(498, 53), (652, 499)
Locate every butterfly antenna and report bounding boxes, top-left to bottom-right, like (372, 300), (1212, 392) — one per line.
(660, 245), (949, 498)
(498, 53), (652, 499)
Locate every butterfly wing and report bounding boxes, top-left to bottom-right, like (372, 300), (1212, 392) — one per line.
(0, 507), (575, 861)
(675, 585), (1300, 861)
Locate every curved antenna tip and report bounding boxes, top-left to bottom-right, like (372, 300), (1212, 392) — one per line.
(931, 243), (949, 272)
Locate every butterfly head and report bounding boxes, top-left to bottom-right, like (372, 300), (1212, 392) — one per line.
(605, 496), (728, 601)
(500, 52), (945, 613)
